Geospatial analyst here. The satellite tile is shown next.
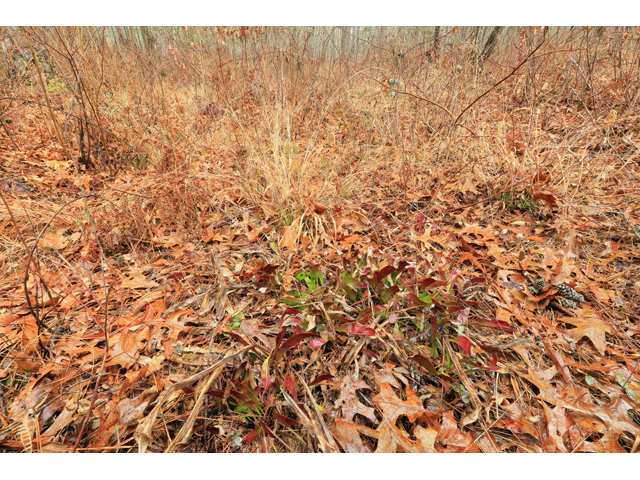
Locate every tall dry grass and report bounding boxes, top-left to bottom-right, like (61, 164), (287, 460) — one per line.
(1, 26), (639, 247)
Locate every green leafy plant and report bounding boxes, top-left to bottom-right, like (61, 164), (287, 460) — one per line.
(496, 188), (540, 213)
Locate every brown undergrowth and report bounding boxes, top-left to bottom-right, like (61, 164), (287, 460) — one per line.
(0, 26), (639, 452)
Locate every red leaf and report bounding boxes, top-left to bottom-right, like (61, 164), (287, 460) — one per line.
(298, 405), (311, 419)
(489, 352), (498, 370)
(285, 374), (297, 402)
(276, 332), (315, 360)
(275, 327), (286, 350)
(309, 374), (334, 386)
(455, 336), (473, 355)
(362, 349), (378, 360)
(273, 411), (298, 426)
(259, 421), (276, 438)
(310, 338), (328, 349)
(227, 332), (249, 345)
(241, 426), (261, 445)
(336, 323), (376, 336)
(421, 278), (446, 288)
(409, 354), (439, 377)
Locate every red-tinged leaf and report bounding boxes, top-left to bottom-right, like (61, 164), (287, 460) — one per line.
(331, 314), (354, 324)
(275, 327), (286, 350)
(421, 278), (446, 288)
(336, 323), (376, 336)
(409, 354), (439, 376)
(405, 293), (428, 306)
(449, 268), (461, 283)
(388, 313), (398, 324)
(310, 338), (327, 349)
(470, 277), (486, 284)
(227, 332), (249, 345)
(285, 374), (297, 402)
(490, 352), (498, 370)
(470, 318), (513, 332)
(298, 405), (311, 419)
(362, 349), (378, 360)
(280, 307), (302, 327)
(241, 426), (261, 445)
(261, 356), (272, 392)
(181, 386), (194, 395)
(259, 421), (276, 438)
(167, 272), (184, 279)
(455, 336), (473, 355)
(355, 311), (372, 324)
(205, 425), (220, 434)
(206, 390), (224, 398)
(309, 374), (334, 386)
(277, 332), (315, 358)
(378, 265), (396, 280)
(261, 263), (280, 275)
(229, 389), (249, 403)
(273, 411), (298, 426)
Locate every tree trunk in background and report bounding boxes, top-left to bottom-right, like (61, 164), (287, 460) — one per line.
(115, 26), (129, 47)
(340, 27), (350, 61)
(427, 26), (440, 62)
(142, 26), (157, 53)
(477, 26), (503, 67)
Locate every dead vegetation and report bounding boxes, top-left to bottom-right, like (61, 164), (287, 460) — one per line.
(0, 26), (639, 452)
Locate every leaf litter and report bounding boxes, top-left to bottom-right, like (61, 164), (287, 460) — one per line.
(1, 26), (640, 453)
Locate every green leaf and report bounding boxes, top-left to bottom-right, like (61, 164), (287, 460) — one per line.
(615, 373), (627, 387)
(585, 375), (596, 386)
(625, 388), (638, 402)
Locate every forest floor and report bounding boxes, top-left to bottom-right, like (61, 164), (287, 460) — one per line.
(1, 52), (640, 452)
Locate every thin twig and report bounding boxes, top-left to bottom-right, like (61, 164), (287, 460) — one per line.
(72, 376), (101, 453)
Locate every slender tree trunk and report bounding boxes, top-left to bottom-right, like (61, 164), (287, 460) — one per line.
(340, 26), (350, 61)
(477, 26), (503, 67)
(427, 26), (441, 62)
